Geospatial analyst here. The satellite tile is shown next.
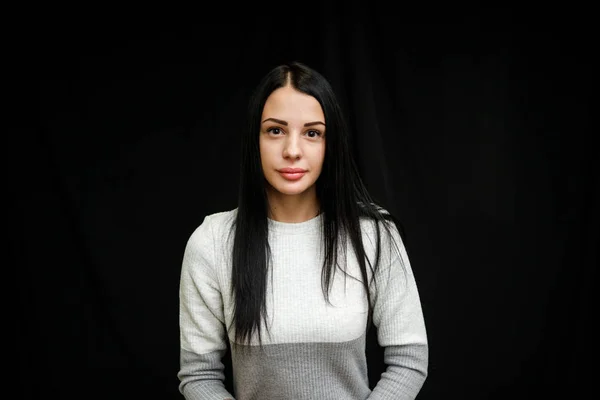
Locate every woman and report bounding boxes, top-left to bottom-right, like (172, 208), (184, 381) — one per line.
(178, 61), (428, 399)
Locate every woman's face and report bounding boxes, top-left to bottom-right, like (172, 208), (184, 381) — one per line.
(259, 85), (326, 199)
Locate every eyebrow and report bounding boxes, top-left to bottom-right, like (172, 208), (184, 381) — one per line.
(262, 117), (326, 127)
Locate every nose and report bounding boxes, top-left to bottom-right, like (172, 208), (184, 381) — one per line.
(282, 133), (301, 159)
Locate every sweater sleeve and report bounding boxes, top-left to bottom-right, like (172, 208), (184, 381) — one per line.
(367, 221), (429, 400)
(178, 215), (235, 400)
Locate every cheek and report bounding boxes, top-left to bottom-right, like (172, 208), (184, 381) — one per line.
(317, 144), (326, 163)
(259, 139), (267, 160)
(259, 141), (274, 167)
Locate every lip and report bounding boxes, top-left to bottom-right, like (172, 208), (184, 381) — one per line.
(278, 170), (306, 181)
(278, 168), (307, 173)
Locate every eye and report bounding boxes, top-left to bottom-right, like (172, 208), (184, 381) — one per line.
(306, 130), (322, 138)
(266, 127), (283, 135)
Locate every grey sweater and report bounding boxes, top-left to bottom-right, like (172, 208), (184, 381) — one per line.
(178, 208), (428, 399)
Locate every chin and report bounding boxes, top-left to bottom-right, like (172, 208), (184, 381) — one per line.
(267, 179), (315, 197)
(273, 186), (310, 196)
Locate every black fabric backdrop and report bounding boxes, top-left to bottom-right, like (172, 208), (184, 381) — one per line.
(12, 9), (595, 400)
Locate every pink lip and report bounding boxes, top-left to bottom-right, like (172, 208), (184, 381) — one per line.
(278, 171), (306, 181)
(279, 168), (307, 173)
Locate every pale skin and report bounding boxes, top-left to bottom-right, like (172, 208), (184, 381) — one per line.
(259, 84), (327, 223)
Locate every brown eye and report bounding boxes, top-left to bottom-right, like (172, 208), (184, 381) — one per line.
(306, 130), (321, 138)
(267, 127), (282, 135)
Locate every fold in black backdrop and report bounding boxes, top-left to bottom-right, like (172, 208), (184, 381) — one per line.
(13, 9), (595, 400)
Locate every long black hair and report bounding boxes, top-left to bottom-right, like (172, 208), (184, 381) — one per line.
(228, 61), (405, 349)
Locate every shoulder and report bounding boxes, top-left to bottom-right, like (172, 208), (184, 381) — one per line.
(186, 207), (238, 251)
(205, 207), (238, 230)
(358, 203), (394, 234)
(358, 204), (404, 254)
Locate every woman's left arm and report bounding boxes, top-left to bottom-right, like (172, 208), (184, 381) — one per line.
(367, 226), (429, 400)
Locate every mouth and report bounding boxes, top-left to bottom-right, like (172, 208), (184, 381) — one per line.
(278, 168), (307, 173)
(278, 170), (306, 181)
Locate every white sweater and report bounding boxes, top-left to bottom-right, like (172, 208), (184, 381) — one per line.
(178, 208), (428, 399)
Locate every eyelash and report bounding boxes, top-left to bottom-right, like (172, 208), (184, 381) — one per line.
(266, 127), (322, 138)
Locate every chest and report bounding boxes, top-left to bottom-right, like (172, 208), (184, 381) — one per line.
(223, 238), (371, 345)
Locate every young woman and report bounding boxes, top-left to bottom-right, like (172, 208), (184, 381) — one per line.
(178, 61), (428, 399)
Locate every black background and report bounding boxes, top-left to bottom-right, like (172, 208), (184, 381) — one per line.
(12, 6), (595, 400)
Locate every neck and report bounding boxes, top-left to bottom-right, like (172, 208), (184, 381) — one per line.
(266, 187), (320, 223)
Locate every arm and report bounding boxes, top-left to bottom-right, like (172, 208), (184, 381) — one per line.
(178, 215), (235, 400)
(367, 223), (429, 400)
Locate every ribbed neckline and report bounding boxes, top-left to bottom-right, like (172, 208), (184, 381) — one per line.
(267, 212), (324, 235)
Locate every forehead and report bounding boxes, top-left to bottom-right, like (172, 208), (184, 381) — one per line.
(262, 86), (324, 121)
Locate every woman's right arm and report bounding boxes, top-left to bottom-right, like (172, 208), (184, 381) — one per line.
(178, 215), (235, 400)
